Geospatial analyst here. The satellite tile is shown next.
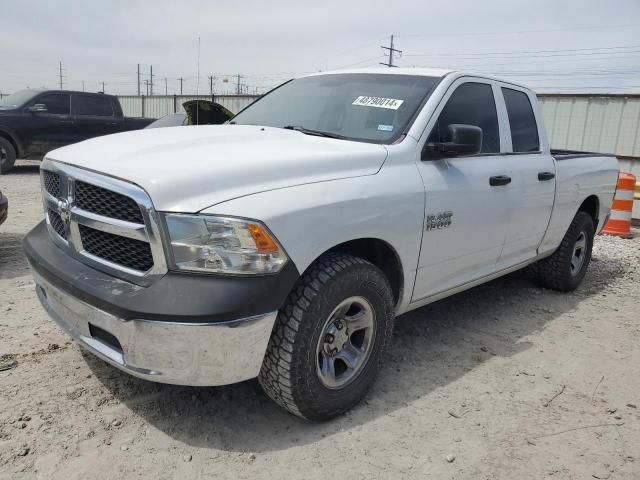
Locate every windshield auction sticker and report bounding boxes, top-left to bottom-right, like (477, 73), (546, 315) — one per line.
(352, 96), (404, 110)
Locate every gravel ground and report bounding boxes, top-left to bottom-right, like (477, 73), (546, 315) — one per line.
(1, 160), (639, 479)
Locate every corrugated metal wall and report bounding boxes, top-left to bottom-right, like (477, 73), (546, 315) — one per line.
(117, 95), (258, 118)
(538, 95), (640, 159)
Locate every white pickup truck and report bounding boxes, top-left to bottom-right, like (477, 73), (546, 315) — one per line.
(24, 68), (619, 421)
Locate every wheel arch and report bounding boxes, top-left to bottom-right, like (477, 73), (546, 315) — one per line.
(577, 195), (600, 226)
(310, 237), (405, 308)
(0, 128), (24, 157)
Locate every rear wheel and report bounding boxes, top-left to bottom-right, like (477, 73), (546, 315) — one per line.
(0, 137), (17, 174)
(259, 253), (394, 421)
(534, 211), (595, 291)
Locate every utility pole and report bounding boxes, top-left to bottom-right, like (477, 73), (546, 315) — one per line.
(137, 64), (141, 96)
(236, 74), (243, 95)
(208, 75), (215, 95)
(380, 35), (402, 68)
(164, 77), (168, 95)
(144, 80), (149, 96)
(58, 61), (65, 89)
(101, 81), (105, 93)
(82, 80), (85, 92)
(149, 65), (154, 96)
(178, 77), (184, 95)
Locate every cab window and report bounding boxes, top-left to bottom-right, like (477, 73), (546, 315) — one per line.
(73, 95), (114, 117)
(428, 82), (500, 154)
(502, 87), (540, 152)
(34, 93), (70, 115)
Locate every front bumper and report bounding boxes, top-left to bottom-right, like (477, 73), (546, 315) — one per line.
(23, 221), (299, 386)
(33, 270), (277, 385)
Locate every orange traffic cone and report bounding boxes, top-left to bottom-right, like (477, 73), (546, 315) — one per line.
(602, 171), (635, 238)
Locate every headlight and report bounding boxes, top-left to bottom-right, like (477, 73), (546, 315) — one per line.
(162, 214), (288, 274)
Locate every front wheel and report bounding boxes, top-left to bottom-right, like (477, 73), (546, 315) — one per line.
(259, 253), (394, 421)
(534, 211), (595, 292)
(0, 137), (17, 175)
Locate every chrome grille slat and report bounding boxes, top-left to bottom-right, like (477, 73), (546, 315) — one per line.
(71, 208), (148, 241)
(39, 160), (167, 286)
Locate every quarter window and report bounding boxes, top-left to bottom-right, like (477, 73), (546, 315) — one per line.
(502, 87), (540, 152)
(35, 93), (70, 115)
(428, 82), (500, 154)
(73, 95), (114, 117)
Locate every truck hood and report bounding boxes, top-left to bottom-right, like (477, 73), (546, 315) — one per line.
(47, 125), (388, 212)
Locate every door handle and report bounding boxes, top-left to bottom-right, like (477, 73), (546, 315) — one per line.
(489, 175), (511, 186)
(538, 171), (555, 181)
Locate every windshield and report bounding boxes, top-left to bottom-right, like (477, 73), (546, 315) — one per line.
(0, 90), (41, 109)
(231, 73), (440, 144)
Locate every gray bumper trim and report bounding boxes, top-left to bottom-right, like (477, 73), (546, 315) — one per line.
(33, 271), (277, 386)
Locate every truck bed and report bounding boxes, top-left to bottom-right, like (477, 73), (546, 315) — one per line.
(551, 149), (617, 161)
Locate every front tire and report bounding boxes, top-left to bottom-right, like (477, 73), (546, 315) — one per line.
(259, 253), (394, 421)
(534, 211), (595, 292)
(0, 137), (17, 175)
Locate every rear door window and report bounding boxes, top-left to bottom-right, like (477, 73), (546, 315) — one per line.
(73, 95), (114, 117)
(35, 93), (70, 115)
(501, 87), (540, 152)
(428, 82), (500, 154)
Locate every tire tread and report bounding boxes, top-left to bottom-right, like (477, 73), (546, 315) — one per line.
(259, 253), (393, 420)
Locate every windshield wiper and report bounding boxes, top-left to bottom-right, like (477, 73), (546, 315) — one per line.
(282, 125), (346, 140)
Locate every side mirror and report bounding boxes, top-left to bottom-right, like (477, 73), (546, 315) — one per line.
(424, 124), (483, 159)
(26, 104), (48, 113)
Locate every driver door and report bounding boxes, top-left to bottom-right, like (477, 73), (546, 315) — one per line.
(411, 79), (512, 302)
(24, 92), (74, 156)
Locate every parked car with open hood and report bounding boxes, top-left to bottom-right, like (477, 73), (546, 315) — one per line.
(145, 100), (234, 129)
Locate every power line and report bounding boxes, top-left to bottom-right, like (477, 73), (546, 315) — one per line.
(398, 23), (638, 40)
(406, 49), (640, 61)
(333, 55), (387, 70)
(380, 35), (402, 68)
(404, 44), (640, 59)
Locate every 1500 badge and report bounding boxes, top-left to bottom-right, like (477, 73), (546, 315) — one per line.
(425, 211), (453, 231)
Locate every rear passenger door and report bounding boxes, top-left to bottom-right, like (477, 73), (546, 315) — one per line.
(495, 86), (556, 270)
(412, 79), (512, 301)
(71, 94), (122, 141)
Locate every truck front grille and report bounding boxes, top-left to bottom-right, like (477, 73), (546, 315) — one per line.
(39, 160), (167, 285)
(75, 181), (144, 224)
(43, 171), (62, 199)
(79, 225), (154, 272)
(47, 208), (66, 239)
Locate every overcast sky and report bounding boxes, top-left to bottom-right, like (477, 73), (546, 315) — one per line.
(1, 0), (639, 96)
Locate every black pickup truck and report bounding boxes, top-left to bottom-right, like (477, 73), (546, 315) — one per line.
(0, 90), (153, 173)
